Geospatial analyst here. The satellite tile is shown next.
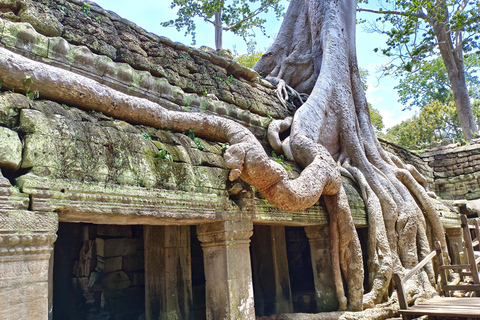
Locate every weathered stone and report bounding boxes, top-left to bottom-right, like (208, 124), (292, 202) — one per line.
(96, 238), (136, 258)
(0, 126), (22, 171)
(97, 225), (132, 238)
(0, 93), (31, 128)
(197, 221), (255, 320)
(145, 225), (193, 320)
(102, 256), (123, 273)
(18, 4), (63, 37)
(104, 271), (131, 290)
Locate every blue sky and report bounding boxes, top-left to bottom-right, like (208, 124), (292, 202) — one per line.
(91, 0), (415, 129)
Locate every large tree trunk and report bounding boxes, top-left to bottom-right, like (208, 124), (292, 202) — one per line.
(429, 10), (478, 141)
(255, 0), (447, 311)
(215, 9), (223, 50)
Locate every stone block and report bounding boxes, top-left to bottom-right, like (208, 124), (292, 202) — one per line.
(97, 256), (123, 273)
(0, 127), (22, 171)
(97, 238), (136, 257)
(96, 238), (104, 257)
(122, 254), (143, 271)
(105, 271), (131, 290)
(82, 225), (97, 242)
(97, 225), (132, 238)
(130, 272), (145, 286)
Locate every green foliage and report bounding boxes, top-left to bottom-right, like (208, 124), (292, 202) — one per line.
(235, 52), (263, 68)
(187, 129), (195, 140)
(141, 132), (152, 140)
(158, 149), (173, 162)
(187, 129), (205, 150)
(381, 100), (480, 148)
(161, 0), (286, 47)
(267, 114), (274, 121)
(221, 142), (230, 153)
(25, 87), (39, 100)
(81, 3), (90, 14)
(359, 68), (369, 92)
(369, 104), (384, 133)
(94, 16), (103, 23)
(23, 76), (39, 100)
(358, 0), (480, 76)
(271, 151), (293, 171)
(396, 55), (480, 110)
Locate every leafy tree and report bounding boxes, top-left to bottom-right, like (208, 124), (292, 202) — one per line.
(396, 55), (480, 110)
(382, 99), (480, 148)
(236, 52), (263, 68)
(161, 0), (286, 50)
(357, 0), (480, 140)
(369, 105), (385, 133)
(359, 68), (385, 133)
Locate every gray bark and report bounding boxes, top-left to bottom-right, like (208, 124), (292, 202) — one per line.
(256, 0), (448, 311)
(431, 20), (478, 141)
(215, 9), (223, 50)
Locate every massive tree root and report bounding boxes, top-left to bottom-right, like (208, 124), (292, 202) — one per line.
(255, 0), (447, 312)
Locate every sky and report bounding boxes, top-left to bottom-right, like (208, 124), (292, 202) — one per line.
(90, 0), (416, 130)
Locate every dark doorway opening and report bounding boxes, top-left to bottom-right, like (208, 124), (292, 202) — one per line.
(285, 226), (317, 313)
(53, 222), (145, 320)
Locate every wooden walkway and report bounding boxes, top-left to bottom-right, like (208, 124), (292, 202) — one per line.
(399, 297), (480, 319)
(394, 214), (480, 319)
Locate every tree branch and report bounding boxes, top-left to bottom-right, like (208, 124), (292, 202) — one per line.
(356, 7), (427, 20)
(223, 5), (269, 31)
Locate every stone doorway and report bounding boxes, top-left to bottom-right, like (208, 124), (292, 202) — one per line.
(52, 223), (207, 320)
(52, 222), (145, 320)
(285, 226), (317, 313)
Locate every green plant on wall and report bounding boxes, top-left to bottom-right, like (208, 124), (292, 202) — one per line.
(158, 148), (173, 162)
(187, 129), (204, 150)
(23, 76), (39, 100)
(81, 3), (90, 14)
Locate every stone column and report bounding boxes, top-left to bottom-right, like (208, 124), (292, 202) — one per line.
(446, 227), (464, 264)
(251, 225), (293, 316)
(0, 213), (57, 320)
(144, 225), (193, 320)
(197, 221), (255, 320)
(305, 225), (339, 312)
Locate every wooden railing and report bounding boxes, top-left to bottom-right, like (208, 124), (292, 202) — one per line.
(393, 214), (480, 320)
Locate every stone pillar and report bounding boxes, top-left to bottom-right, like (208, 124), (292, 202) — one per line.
(0, 212), (57, 320)
(446, 227), (464, 264)
(144, 225), (193, 320)
(197, 221), (255, 320)
(251, 225), (293, 316)
(305, 225), (339, 312)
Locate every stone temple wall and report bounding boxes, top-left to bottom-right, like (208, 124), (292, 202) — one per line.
(415, 139), (480, 201)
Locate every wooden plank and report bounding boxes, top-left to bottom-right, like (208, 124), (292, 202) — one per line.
(403, 250), (437, 282)
(439, 264), (471, 270)
(442, 284), (480, 291)
(398, 297), (480, 317)
(393, 273), (408, 310)
(462, 214), (480, 284)
(435, 241), (449, 296)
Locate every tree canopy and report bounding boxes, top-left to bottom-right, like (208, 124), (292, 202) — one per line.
(357, 0), (480, 140)
(161, 0), (286, 50)
(396, 55), (480, 110)
(381, 100), (480, 148)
